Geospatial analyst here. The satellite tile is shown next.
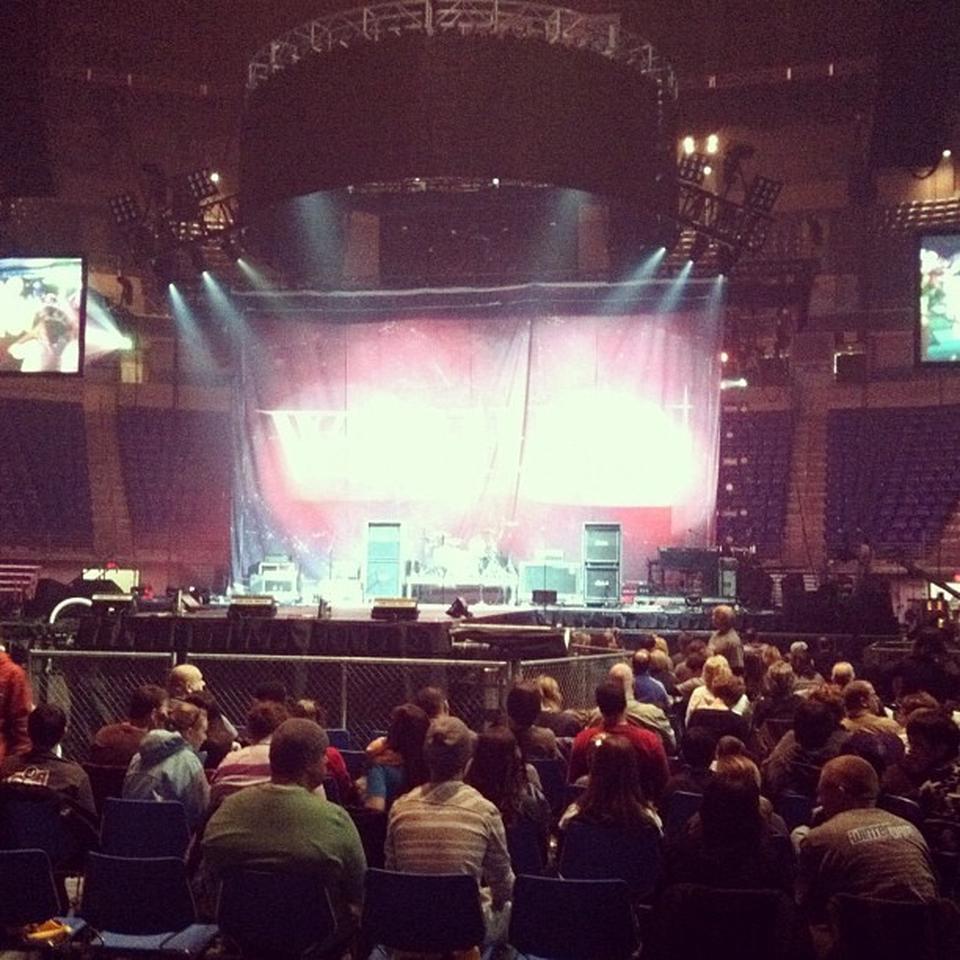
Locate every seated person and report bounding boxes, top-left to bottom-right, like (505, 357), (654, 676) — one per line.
(632, 650), (670, 711)
(591, 663), (676, 754)
(210, 701), (288, 806)
(841, 680), (902, 737)
(506, 681), (560, 760)
(534, 674), (583, 737)
(123, 699), (210, 829)
(288, 699), (354, 802)
(203, 719), (366, 949)
(185, 689), (237, 769)
(662, 727), (715, 802)
(686, 674), (751, 746)
(685, 655), (748, 722)
(910, 709), (960, 836)
(0, 703), (96, 819)
(90, 684), (169, 767)
(413, 685), (450, 720)
(752, 661), (804, 731)
(362, 703), (429, 812)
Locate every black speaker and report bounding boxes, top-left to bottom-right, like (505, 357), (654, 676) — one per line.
(584, 523), (621, 564)
(583, 564), (620, 605)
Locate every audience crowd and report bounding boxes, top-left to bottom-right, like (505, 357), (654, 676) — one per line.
(2, 616), (960, 957)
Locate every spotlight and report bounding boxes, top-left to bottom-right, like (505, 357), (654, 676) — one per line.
(678, 152), (708, 185)
(703, 165), (713, 176)
(706, 133), (720, 155)
(682, 135), (696, 156)
(720, 350), (729, 364)
(943, 149), (953, 159)
(108, 193), (142, 227)
(184, 168), (220, 202)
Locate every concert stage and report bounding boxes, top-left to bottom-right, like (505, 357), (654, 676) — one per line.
(68, 597), (787, 659)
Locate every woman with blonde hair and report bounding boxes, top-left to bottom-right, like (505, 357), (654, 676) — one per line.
(534, 673), (583, 736)
(685, 654), (743, 722)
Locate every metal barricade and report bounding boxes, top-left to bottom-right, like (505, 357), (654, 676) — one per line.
(185, 653), (511, 748)
(27, 649), (177, 763)
(514, 652), (626, 712)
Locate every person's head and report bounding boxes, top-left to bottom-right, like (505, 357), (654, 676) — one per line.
(701, 759), (763, 848)
(807, 683), (845, 726)
(702, 654), (732, 694)
(631, 649), (652, 676)
(168, 700), (208, 750)
(650, 649), (673, 676)
(253, 680), (288, 705)
(896, 691), (940, 728)
(713, 673), (745, 709)
(841, 731), (903, 779)
(386, 703), (430, 790)
(715, 735), (748, 761)
(185, 689), (221, 724)
(830, 662), (856, 690)
(167, 664), (204, 699)
(579, 734), (650, 829)
(789, 641), (816, 678)
(595, 680), (627, 722)
(465, 726), (526, 820)
(246, 701), (289, 743)
(906, 709), (960, 773)
(817, 755), (879, 819)
(535, 674), (564, 712)
(652, 635), (669, 656)
(681, 727), (716, 771)
(128, 684), (169, 729)
(288, 699), (327, 726)
(423, 716), (475, 782)
(843, 680), (880, 718)
(684, 650), (707, 677)
(765, 661), (796, 700)
(505, 682), (542, 730)
(760, 644), (783, 669)
(794, 698), (841, 751)
(413, 686), (449, 720)
(712, 605), (735, 632)
(27, 703), (67, 751)
(608, 662), (634, 699)
(269, 718), (329, 789)
(634, 634), (656, 652)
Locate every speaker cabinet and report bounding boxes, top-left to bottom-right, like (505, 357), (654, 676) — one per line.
(366, 523), (401, 599)
(583, 523), (621, 564)
(583, 564), (621, 605)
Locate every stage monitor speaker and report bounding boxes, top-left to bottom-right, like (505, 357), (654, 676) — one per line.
(90, 594), (136, 617)
(532, 589), (558, 606)
(583, 563), (620, 605)
(519, 562), (578, 599)
(228, 596), (277, 618)
(371, 597), (419, 622)
(583, 523), (621, 564)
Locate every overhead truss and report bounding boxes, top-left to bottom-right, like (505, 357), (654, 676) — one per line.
(248, 0), (677, 118)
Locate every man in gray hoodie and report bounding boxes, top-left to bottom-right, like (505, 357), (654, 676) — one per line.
(123, 698), (209, 829)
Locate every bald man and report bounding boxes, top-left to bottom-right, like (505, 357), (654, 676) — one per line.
(589, 662), (676, 753)
(706, 604), (743, 672)
(797, 755), (937, 924)
(167, 664), (205, 700)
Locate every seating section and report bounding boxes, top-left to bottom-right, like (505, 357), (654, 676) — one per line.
(715, 408), (793, 557)
(0, 399), (93, 547)
(826, 406), (960, 558)
(117, 406), (231, 546)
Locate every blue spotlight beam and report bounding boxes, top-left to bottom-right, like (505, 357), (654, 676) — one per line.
(654, 259), (694, 315)
(202, 271), (253, 342)
(168, 283), (219, 373)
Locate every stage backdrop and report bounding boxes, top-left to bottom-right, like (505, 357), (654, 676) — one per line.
(232, 300), (721, 599)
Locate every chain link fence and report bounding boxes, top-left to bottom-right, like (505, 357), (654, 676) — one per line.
(185, 654), (510, 748)
(27, 649), (176, 763)
(514, 652), (626, 713)
(26, 648), (626, 760)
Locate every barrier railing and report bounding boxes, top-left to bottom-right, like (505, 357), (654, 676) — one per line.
(27, 649), (177, 763)
(25, 648), (626, 759)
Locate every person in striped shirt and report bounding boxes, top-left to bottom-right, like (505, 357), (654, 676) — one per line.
(386, 716), (514, 947)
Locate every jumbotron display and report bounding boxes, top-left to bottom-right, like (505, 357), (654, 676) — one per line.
(0, 257), (85, 374)
(918, 231), (960, 364)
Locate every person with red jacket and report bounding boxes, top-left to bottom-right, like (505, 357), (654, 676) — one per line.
(569, 680), (669, 802)
(0, 642), (32, 762)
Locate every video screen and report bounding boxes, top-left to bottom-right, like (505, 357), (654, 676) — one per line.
(0, 257), (85, 374)
(919, 232), (960, 363)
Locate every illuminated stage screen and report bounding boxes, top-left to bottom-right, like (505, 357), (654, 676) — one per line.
(0, 257), (85, 374)
(233, 304), (721, 599)
(919, 232), (960, 363)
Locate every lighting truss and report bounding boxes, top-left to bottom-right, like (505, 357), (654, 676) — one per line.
(184, 168), (220, 202)
(247, 1), (677, 126)
(744, 175), (783, 213)
(677, 152), (707, 185)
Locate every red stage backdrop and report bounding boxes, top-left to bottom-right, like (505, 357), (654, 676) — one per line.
(232, 298), (721, 602)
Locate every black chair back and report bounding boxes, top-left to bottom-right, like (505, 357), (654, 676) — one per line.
(362, 868), (485, 954)
(82, 763), (127, 818)
(559, 818), (661, 899)
(662, 790), (703, 840)
(218, 868), (336, 958)
(830, 893), (953, 960)
(509, 875), (637, 960)
(529, 757), (567, 818)
(506, 817), (545, 876)
(100, 798), (190, 859)
(0, 848), (61, 927)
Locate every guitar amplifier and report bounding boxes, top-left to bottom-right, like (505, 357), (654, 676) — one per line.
(584, 523), (621, 564)
(228, 595), (277, 619)
(370, 597), (419, 622)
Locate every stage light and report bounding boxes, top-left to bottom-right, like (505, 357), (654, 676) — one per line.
(682, 135), (696, 155)
(108, 193), (141, 227)
(445, 596), (471, 618)
(492, 177), (500, 187)
(678, 152), (707, 185)
(720, 351), (729, 364)
(943, 149), (953, 159)
(703, 165), (713, 176)
(209, 171), (221, 185)
(184, 168), (220, 202)
(744, 175), (783, 213)
(688, 233), (710, 262)
(706, 133), (720, 155)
